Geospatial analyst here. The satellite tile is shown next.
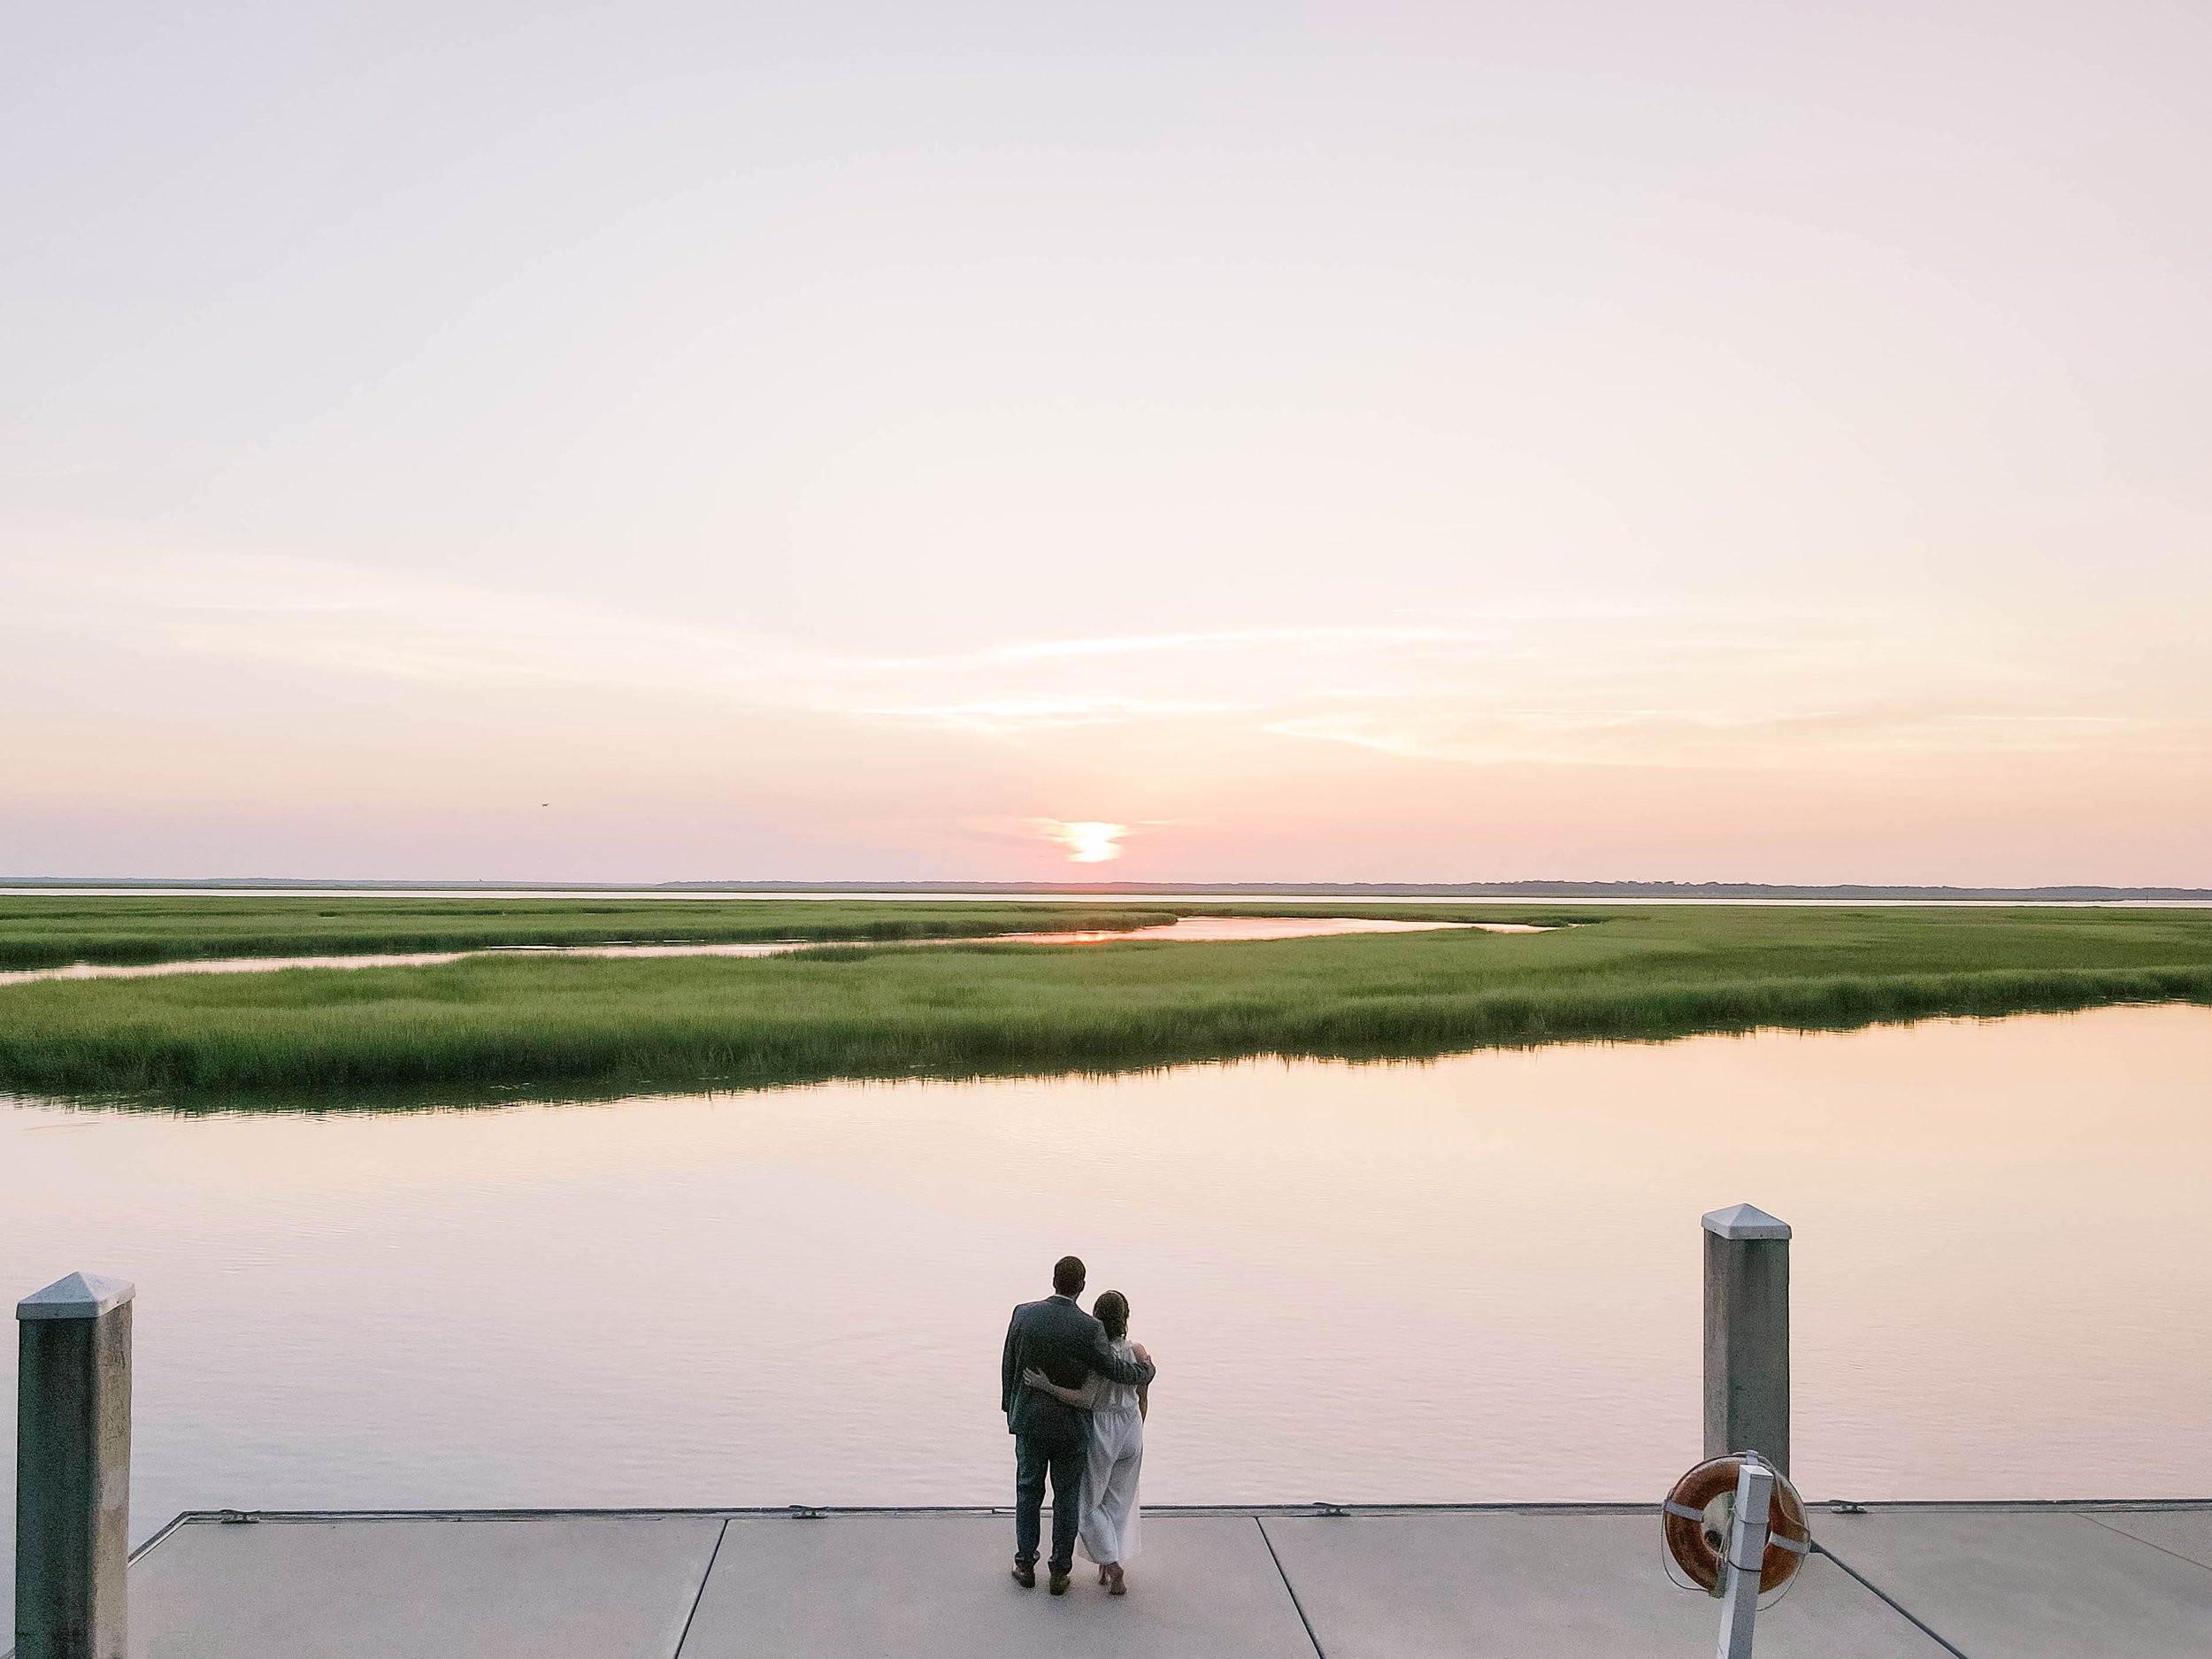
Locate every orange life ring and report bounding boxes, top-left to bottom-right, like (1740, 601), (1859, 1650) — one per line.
(1662, 1455), (1811, 1593)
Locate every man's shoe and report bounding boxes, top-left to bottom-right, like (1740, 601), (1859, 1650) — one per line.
(1011, 1561), (1036, 1589)
(1048, 1570), (1071, 1595)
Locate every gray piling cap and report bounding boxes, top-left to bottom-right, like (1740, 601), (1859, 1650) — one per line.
(1701, 1203), (1792, 1241)
(17, 1271), (137, 1321)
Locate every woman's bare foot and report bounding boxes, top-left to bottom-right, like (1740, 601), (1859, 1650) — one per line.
(1105, 1562), (1126, 1595)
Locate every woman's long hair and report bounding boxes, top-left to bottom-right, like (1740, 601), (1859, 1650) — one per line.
(1094, 1290), (1130, 1341)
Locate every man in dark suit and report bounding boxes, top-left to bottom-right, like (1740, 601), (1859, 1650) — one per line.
(1001, 1254), (1157, 1593)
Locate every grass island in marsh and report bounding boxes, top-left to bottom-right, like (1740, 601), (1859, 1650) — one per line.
(1, 900), (2208, 1101)
(0, 894), (1187, 971)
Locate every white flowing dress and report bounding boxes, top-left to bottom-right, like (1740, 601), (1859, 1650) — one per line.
(1076, 1337), (1144, 1565)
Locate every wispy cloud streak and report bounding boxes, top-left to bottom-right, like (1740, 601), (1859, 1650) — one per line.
(12, 551), (2208, 772)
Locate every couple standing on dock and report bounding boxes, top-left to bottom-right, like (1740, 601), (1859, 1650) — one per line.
(1001, 1255), (1157, 1597)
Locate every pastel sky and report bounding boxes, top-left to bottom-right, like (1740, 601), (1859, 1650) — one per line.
(4, 3), (2208, 883)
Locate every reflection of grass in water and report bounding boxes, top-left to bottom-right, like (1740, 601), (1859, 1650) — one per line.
(0, 895), (1190, 970)
(4, 906), (2209, 1104)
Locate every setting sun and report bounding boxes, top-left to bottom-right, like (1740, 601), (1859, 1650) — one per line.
(1043, 820), (1128, 864)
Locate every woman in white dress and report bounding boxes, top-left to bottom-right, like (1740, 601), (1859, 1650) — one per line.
(1022, 1289), (1149, 1594)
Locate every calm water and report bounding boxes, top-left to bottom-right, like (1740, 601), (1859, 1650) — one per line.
(0, 914), (1495, 986)
(2, 1003), (2207, 1619)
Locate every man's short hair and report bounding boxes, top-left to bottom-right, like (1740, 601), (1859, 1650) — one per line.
(1052, 1256), (1087, 1295)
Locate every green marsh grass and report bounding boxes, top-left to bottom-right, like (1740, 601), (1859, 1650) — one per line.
(2, 904), (2208, 1102)
(0, 895), (1183, 970)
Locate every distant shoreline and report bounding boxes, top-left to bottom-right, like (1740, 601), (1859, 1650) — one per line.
(4, 876), (2210, 902)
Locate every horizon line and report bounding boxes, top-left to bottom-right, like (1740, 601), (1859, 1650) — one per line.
(6, 877), (2211, 901)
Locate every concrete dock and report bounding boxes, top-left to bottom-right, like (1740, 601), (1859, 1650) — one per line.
(104, 1500), (2212, 1658)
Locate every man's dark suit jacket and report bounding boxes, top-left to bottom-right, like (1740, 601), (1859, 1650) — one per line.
(1001, 1294), (1158, 1449)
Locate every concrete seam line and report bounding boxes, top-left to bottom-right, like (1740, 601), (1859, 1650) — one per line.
(2078, 1513), (2212, 1578)
(670, 1517), (731, 1659)
(144, 1499), (2212, 1521)
(1254, 1517), (1327, 1659)
(1813, 1543), (1971, 1659)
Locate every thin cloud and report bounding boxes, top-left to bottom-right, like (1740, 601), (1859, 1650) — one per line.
(854, 696), (1244, 733)
(963, 625), (1511, 664)
(15, 550), (2208, 774)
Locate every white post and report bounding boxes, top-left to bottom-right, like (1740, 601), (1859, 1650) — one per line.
(1702, 1204), (1791, 1477)
(16, 1272), (135, 1659)
(1713, 1455), (1774, 1659)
